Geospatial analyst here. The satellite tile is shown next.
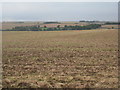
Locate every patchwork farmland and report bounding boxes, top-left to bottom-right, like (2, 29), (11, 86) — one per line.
(2, 22), (88, 30)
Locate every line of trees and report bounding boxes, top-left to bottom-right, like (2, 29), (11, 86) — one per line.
(105, 22), (120, 25)
(5, 24), (101, 31)
(44, 22), (60, 24)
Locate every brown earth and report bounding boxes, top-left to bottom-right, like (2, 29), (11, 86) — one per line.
(2, 29), (118, 88)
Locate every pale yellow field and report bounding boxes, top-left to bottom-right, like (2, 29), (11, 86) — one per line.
(2, 22), (43, 30)
(101, 25), (119, 29)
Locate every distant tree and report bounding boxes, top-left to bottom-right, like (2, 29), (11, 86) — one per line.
(44, 25), (47, 28)
(57, 25), (60, 28)
(64, 25), (67, 28)
(38, 25), (40, 28)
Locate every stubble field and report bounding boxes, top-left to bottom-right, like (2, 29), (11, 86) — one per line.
(2, 29), (118, 88)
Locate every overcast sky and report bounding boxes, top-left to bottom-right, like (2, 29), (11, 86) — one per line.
(2, 2), (118, 21)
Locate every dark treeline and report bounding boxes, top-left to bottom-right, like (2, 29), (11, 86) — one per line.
(79, 20), (97, 23)
(105, 22), (120, 25)
(44, 22), (61, 24)
(5, 24), (101, 31)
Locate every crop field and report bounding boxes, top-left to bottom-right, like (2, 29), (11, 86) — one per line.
(2, 29), (118, 88)
(2, 22), (43, 30)
(2, 22), (89, 30)
(101, 25), (119, 29)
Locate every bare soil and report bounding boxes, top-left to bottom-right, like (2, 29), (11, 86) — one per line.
(2, 29), (118, 88)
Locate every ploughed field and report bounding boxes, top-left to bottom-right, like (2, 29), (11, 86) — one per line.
(2, 29), (118, 88)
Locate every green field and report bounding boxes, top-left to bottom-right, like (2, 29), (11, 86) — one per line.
(2, 29), (118, 88)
